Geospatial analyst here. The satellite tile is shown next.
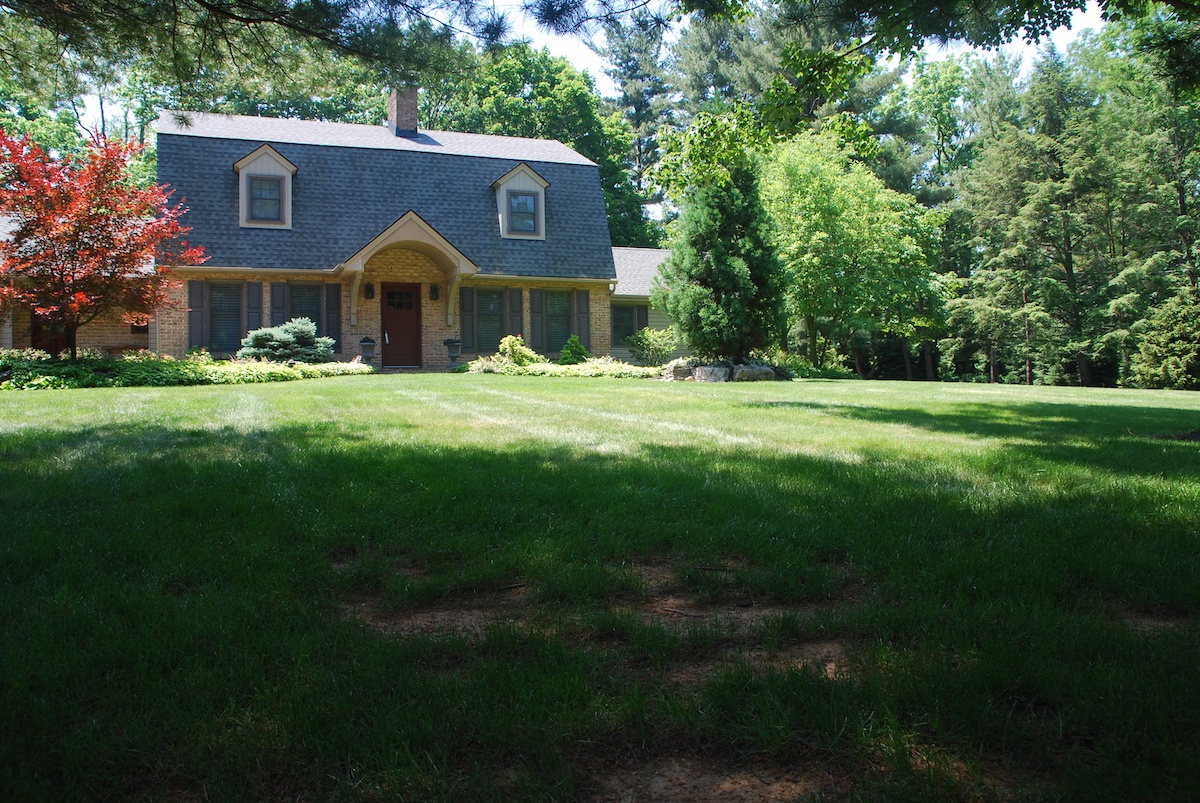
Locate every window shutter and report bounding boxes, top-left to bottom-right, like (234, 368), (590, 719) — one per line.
(507, 289), (523, 337)
(637, 305), (649, 330)
(270, 282), (288, 326)
(529, 290), (545, 352)
(245, 282), (263, 332)
(573, 290), (591, 349)
(460, 287), (475, 351)
(325, 284), (342, 352)
(188, 280), (207, 348)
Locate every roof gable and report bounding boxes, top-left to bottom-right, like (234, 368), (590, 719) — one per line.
(233, 144), (298, 174)
(491, 163), (550, 189)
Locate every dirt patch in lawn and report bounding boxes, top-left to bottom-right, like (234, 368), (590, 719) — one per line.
(1118, 606), (1193, 632)
(342, 585), (530, 637)
(582, 754), (847, 802)
(341, 560), (854, 647)
(668, 641), (849, 687)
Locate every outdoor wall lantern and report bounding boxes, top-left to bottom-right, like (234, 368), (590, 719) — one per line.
(363, 282), (375, 300)
(443, 338), (462, 367)
(359, 337), (377, 362)
(429, 284), (440, 301)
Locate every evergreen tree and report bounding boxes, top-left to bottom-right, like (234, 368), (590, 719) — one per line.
(652, 113), (783, 362)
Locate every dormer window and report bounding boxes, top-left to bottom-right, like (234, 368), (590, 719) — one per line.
(492, 163), (549, 240)
(233, 144), (297, 229)
(508, 191), (538, 234)
(249, 177), (283, 222)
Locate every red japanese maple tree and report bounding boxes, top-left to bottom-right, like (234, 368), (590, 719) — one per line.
(0, 130), (204, 359)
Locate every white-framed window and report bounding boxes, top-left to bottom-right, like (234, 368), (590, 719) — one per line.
(248, 177), (283, 222)
(492, 163), (549, 240)
(233, 144), (297, 229)
(507, 191), (538, 234)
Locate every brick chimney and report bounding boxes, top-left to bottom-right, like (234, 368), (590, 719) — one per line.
(387, 86), (419, 138)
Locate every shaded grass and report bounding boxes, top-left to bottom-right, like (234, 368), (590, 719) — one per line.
(1, 377), (1199, 800)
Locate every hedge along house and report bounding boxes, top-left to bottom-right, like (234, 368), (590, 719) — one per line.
(148, 87), (617, 369)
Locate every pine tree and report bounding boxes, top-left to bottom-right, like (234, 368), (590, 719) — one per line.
(652, 144), (782, 362)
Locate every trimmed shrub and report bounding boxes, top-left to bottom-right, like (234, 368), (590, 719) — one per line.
(624, 326), (678, 366)
(557, 334), (591, 365)
(237, 318), (335, 363)
(497, 334), (543, 366)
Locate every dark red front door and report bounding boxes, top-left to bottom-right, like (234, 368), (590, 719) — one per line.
(381, 283), (421, 367)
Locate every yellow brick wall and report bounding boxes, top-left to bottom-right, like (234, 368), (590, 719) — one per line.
(354, 248), (454, 369)
(158, 255), (615, 368)
(6, 307), (149, 355)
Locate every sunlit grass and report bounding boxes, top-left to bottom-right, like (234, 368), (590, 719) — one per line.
(2, 375), (1198, 800)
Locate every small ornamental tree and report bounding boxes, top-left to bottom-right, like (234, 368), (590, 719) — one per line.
(0, 130), (204, 359)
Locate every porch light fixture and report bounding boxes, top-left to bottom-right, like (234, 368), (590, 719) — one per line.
(430, 284), (440, 301)
(363, 282), (375, 300)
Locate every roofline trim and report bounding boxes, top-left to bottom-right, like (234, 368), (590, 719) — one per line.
(171, 264), (342, 276)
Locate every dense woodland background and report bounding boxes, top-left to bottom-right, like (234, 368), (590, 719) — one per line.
(2, 3), (1198, 388)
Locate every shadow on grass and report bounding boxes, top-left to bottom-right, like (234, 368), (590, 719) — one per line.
(2, 415), (1199, 800)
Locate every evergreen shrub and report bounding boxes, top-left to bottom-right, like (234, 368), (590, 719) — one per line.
(237, 318), (335, 363)
(557, 334), (590, 365)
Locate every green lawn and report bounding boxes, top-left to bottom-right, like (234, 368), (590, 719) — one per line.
(2, 376), (1199, 800)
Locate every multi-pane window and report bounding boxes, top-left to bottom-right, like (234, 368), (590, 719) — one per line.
(612, 304), (649, 345)
(386, 289), (414, 310)
(189, 280), (341, 355)
(209, 284), (243, 353)
(544, 291), (571, 353)
(290, 283), (322, 322)
(249, 177), (282, 221)
(475, 290), (505, 353)
(508, 191), (538, 234)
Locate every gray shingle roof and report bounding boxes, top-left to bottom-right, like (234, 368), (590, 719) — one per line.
(157, 112), (597, 166)
(157, 129), (616, 281)
(612, 247), (671, 298)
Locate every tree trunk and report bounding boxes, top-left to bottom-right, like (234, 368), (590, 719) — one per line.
(922, 341), (937, 381)
(990, 346), (1000, 383)
(853, 346), (874, 379)
(1077, 352), (1092, 387)
(806, 315), (819, 367)
(66, 326), (79, 361)
(1023, 288), (1033, 385)
(902, 341), (914, 381)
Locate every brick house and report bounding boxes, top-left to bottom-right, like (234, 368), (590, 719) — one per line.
(1, 88), (631, 367)
(158, 87), (624, 369)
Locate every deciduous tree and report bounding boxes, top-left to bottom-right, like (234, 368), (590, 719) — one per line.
(0, 131), (203, 358)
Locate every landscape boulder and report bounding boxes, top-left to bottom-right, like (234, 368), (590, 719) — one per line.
(732, 364), (777, 382)
(693, 365), (731, 382)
